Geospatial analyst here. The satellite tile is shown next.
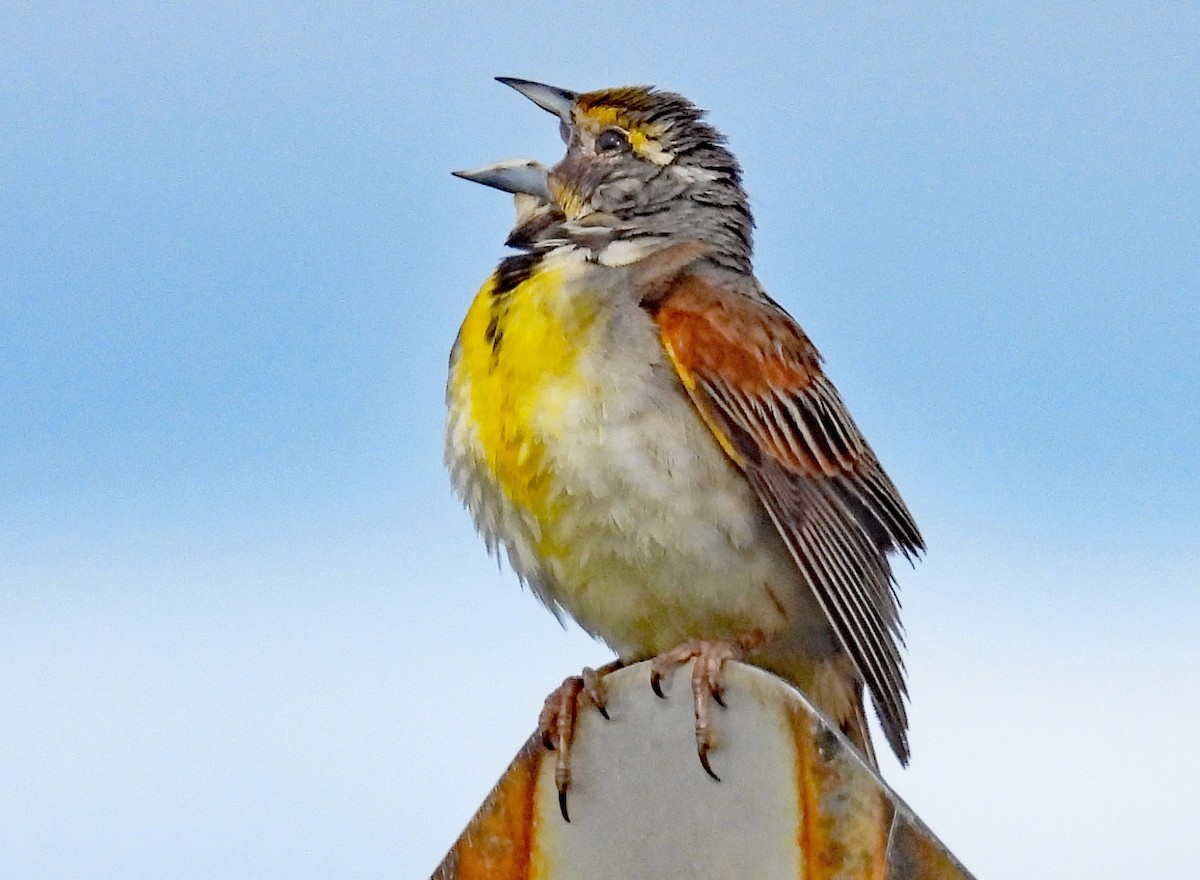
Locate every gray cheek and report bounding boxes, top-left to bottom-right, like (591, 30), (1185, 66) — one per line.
(594, 177), (644, 211)
(624, 165), (694, 208)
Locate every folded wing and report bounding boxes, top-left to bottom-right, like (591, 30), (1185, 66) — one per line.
(651, 272), (924, 763)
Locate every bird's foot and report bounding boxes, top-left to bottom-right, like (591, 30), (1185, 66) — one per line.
(537, 660), (623, 821)
(648, 633), (765, 781)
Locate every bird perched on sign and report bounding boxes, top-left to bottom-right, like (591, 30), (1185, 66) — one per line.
(446, 79), (924, 817)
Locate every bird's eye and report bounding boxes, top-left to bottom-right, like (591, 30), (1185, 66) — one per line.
(596, 128), (629, 153)
(558, 120), (571, 144)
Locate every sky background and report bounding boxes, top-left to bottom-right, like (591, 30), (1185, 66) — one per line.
(2, 2), (1198, 878)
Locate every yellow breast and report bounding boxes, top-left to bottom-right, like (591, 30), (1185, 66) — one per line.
(450, 251), (598, 531)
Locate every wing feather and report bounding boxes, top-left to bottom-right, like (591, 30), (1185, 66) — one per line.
(654, 271), (924, 762)
(753, 465), (909, 757)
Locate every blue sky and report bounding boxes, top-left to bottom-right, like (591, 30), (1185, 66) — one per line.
(2, 3), (1198, 877)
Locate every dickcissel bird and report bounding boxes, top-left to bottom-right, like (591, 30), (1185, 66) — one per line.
(447, 79), (924, 817)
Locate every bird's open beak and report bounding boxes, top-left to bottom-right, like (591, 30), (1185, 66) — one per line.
(451, 158), (552, 201)
(496, 77), (577, 123)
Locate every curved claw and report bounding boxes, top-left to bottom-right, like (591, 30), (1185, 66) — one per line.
(698, 743), (721, 781)
(650, 669), (667, 699)
(647, 637), (760, 781)
(535, 660), (624, 822)
(581, 665), (610, 720)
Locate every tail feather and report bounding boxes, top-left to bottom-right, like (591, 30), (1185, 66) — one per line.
(840, 681), (878, 769)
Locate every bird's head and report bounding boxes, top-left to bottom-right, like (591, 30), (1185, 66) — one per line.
(498, 78), (754, 272)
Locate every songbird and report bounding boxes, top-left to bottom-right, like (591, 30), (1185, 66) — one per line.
(446, 79), (924, 817)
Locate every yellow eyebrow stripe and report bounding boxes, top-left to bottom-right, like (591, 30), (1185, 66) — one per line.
(577, 106), (673, 165)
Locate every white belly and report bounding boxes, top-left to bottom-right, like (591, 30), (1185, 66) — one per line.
(534, 322), (827, 660)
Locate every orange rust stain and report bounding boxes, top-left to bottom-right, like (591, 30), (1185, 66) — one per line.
(788, 705), (889, 880)
(449, 736), (540, 880)
(792, 708), (826, 880)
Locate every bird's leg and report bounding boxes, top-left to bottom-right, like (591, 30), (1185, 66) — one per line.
(537, 658), (624, 821)
(648, 632), (766, 781)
